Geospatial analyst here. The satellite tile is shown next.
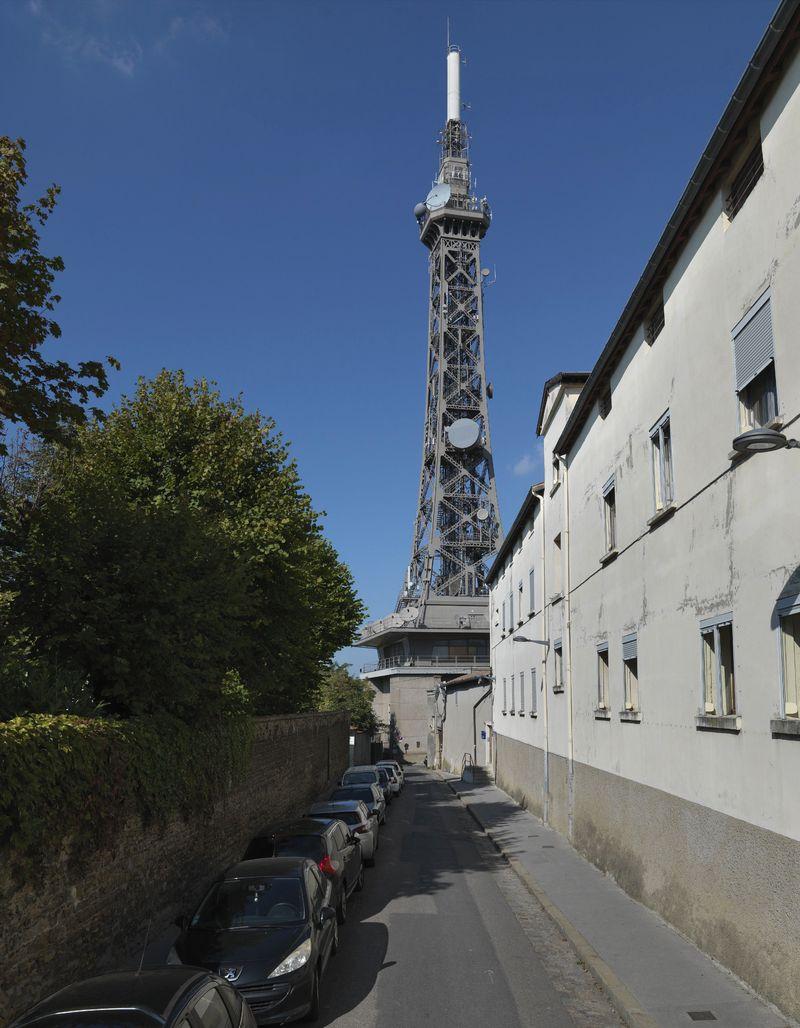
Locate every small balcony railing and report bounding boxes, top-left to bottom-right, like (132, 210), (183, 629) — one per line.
(361, 654), (488, 674)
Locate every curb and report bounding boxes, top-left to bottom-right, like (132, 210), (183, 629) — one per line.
(437, 773), (659, 1028)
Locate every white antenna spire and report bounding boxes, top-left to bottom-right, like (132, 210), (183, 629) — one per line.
(447, 45), (460, 122)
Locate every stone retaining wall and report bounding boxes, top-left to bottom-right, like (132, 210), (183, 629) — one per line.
(0, 712), (349, 1025)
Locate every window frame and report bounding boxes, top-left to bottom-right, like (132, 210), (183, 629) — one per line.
(553, 639), (563, 692)
(649, 411), (674, 512)
(725, 138), (764, 220)
(699, 614), (736, 716)
(510, 672), (516, 714)
(777, 597), (800, 718)
(530, 667), (537, 714)
(502, 676), (507, 713)
(622, 633), (638, 712)
(596, 644), (610, 711)
(602, 475), (616, 553)
(519, 669), (525, 713)
(528, 567), (535, 616)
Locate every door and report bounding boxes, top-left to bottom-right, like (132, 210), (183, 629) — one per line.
(334, 823), (361, 893)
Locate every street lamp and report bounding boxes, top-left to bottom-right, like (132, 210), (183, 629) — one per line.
(732, 428), (800, 454)
(513, 634), (549, 647)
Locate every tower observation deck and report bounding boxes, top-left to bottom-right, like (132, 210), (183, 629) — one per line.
(357, 47), (502, 761)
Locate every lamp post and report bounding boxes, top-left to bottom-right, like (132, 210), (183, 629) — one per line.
(732, 428), (800, 454)
(513, 635), (550, 648)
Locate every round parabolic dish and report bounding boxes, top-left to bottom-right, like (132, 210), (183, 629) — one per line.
(476, 507), (489, 522)
(425, 183), (451, 211)
(448, 418), (481, 449)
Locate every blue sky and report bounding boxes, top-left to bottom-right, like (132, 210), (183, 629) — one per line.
(1, 0), (777, 670)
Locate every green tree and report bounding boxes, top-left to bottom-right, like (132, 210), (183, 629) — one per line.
(0, 372), (364, 718)
(0, 137), (116, 454)
(317, 662), (379, 733)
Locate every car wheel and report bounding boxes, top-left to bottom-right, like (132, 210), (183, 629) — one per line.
(337, 886), (347, 925)
(355, 866), (365, 891)
(303, 967), (320, 1022)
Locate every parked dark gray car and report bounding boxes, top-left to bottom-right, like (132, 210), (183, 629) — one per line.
(11, 966), (256, 1027)
(243, 818), (364, 924)
(174, 857), (337, 1025)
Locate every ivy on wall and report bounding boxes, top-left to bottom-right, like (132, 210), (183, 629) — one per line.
(0, 713), (254, 872)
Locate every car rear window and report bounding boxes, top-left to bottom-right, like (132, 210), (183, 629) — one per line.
(274, 835), (325, 862)
(242, 836), (274, 860)
(342, 771), (376, 784)
(312, 809), (360, 826)
(330, 787), (373, 805)
(192, 877), (305, 928)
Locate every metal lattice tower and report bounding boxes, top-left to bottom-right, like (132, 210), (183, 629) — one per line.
(398, 46), (501, 622)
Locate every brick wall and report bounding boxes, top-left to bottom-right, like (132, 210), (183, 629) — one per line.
(0, 712), (349, 1025)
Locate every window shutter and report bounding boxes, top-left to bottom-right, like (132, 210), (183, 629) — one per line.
(733, 292), (774, 392)
(622, 633), (637, 661)
(529, 569), (535, 611)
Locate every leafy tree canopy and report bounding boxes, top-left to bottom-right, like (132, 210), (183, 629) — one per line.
(316, 662), (379, 733)
(0, 372), (364, 719)
(0, 137), (117, 454)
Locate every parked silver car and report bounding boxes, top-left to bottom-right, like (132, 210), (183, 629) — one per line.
(376, 759), (404, 789)
(340, 765), (380, 788)
(377, 764), (400, 795)
(307, 799), (379, 865)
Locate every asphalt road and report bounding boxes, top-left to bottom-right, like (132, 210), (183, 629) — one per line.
(318, 766), (621, 1028)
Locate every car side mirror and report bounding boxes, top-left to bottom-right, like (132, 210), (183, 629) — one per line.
(174, 914), (189, 931)
(318, 905), (336, 926)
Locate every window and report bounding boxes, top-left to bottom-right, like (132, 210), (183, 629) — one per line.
(650, 412), (673, 511)
(726, 139), (764, 220)
(554, 639), (563, 692)
(528, 568), (535, 615)
(597, 645), (609, 710)
(502, 677), (507, 712)
(502, 599), (507, 633)
(517, 580), (523, 624)
(530, 667), (537, 714)
(603, 476), (616, 552)
(645, 301), (665, 344)
(780, 611), (800, 717)
(700, 616), (736, 716)
(510, 673), (516, 713)
(552, 533), (562, 595)
(622, 634), (638, 711)
(508, 588), (514, 626)
(519, 670), (525, 713)
(191, 989), (234, 1028)
(552, 456), (561, 487)
(733, 291), (777, 431)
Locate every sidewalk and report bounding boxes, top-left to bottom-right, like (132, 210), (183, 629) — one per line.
(439, 771), (792, 1028)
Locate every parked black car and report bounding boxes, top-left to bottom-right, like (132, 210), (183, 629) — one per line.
(329, 784), (386, 824)
(11, 966), (256, 1027)
(243, 818), (364, 924)
(174, 857), (336, 1025)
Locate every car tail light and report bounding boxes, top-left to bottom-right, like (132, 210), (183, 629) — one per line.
(355, 825), (369, 834)
(318, 855), (339, 876)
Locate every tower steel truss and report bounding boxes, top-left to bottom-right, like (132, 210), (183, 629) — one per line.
(398, 70), (501, 620)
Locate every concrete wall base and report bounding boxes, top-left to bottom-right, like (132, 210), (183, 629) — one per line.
(493, 731), (800, 1021)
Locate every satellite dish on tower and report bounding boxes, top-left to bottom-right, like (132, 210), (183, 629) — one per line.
(447, 418), (481, 450)
(425, 183), (451, 211)
(403, 606), (419, 622)
(477, 507), (489, 523)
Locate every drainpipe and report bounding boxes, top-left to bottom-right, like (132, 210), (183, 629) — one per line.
(540, 491), (550, 825)
(472, 677), (493, 764)
(562, 453), (575, 841)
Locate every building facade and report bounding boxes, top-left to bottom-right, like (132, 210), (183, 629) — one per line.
(489, 5), (800, 1019)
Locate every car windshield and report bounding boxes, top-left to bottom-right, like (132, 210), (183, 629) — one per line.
(191, 877), (305, 929)
(274, 835), (325, 861)
(342, 771), (376, 784)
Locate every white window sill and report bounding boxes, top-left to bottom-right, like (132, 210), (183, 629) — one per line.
(509, 710), (516, 716)
(599, 548), (619, 567)
(594, 708), (611, 720)
(550, 592), (563, 605)
(550, 480), (561, 498)
(619, 709), (641, 723)
(647, 503), (675, 530)
(529, 711), (538, 718)
(517, 710), (526, 716)
(695, 713), (741, 733)
(517, 620), (524, 627)
(552, 686), (565, 694)
(501, 710), (508, 716)
(771, 717), (800, 737)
